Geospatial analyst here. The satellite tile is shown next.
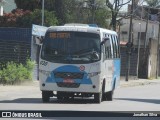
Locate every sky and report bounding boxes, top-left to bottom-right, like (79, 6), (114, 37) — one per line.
(1, 0), (16, 13)
(119, 0), (147, 12)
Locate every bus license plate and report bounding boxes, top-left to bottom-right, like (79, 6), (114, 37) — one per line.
(63, 79), (74, 83)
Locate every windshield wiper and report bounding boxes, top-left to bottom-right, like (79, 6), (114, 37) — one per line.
(64, 55), (90, 62)
(74, 48), (92, 55)
(72, 57), (90, 61)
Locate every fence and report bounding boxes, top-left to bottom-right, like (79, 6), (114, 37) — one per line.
(0, 27), (32, 69)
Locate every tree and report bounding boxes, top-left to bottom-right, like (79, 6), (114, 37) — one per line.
(106, 0), (131, 31)
(54, 0), (66, 25)
(43, 0), (80, 25)
(94, 8), (111, 28)
(0, 9), (58, 27)
(0, 9), (31, 27)
(14, 0), (76, 25)
(14, 0), (41, 11)
(85, 0), (111, 25)
(13, 0), (111, 27)
(65, 0), (111, 28)
(17, 9), (58, 27)
(145, 0), (160, 7)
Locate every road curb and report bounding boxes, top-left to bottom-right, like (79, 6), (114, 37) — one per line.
(120, 79), (160, 87)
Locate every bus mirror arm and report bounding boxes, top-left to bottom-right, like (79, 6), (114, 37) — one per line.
(35, 36), (44, 45)
(100, 38), (109, 45)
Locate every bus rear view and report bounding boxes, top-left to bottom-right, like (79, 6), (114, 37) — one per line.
(39, 24), (120, 103)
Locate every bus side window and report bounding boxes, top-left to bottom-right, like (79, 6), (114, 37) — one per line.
(115, 36), (120, 58)
(113, 35), (119, 58)
(114, 35), (118, 58)
(111, 35), (116, 58)
(108, 35), (114, 59)
(104, 36), (112, 59)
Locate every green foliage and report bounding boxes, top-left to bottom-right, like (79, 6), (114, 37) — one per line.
(0, 9), (31, 27)
(13, 0), (111, 28)
(14, 0), (41, 11)
(17, 9), (58, 27)
(14, 0), (67, 25)
(64, 0), (111, 28)
(94, 8), (111, 28)
(0, 9), (58, 27)
(145, 0), (160, 7)
(0, 60), (35, 85)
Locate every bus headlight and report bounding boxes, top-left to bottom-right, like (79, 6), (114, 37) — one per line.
(88, 72), (100, 78)
(39, 69), (51, 77)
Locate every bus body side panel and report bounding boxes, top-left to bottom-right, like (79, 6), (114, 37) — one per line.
(101, 59), (113, 92)
(100, 29), (120, 92)
(101, 59), (120, 92)
(112, 59), (121, 89)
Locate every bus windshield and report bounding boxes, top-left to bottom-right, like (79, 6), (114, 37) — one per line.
(41, 31), (101, 64)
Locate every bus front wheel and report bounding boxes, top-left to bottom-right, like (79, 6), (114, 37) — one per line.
(106, 81), (115, 101)
(94, 93), (102, 103)
(94, 87), (102, 103)
(42, 91), (51, 103)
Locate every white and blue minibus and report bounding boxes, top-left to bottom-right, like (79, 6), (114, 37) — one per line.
(39, 23), (120, 103)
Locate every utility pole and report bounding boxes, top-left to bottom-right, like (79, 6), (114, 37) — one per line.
(91, 0), (95, 23)
(125, 0), (134, 81)
(42, 0), (44, 26)
(156, 16), (160, 78)
(144, 8), (149, 55)
(137, 5), (143, 79)
(137, 22), (141, 78)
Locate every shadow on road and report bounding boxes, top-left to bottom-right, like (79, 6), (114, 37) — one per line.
(0, 97), (98, 104)
(115, 98), (160, 104)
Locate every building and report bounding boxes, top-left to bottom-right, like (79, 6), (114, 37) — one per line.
(2, 0), (16, 13)
(120, 18), (159, 46)
(118, 5), (160, 79)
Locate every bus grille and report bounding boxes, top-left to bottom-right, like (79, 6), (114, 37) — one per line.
(54, 72), (84, 79)
(57, 82), (80, 88)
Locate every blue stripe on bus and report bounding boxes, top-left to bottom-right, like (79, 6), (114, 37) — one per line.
(112, 59), (120, 89)
(46, 65), (92, 84)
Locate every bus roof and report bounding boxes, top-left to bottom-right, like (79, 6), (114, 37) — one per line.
(47, 24), (117, 35)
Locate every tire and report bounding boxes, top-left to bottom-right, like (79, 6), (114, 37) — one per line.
(94, 93), (102, 103)
(42, 91), (51, 103)
(106, 91), (113, 101)
(94, 86), (102, 103)
(102, 81), (107, 101)
(106, 80), (116, 101)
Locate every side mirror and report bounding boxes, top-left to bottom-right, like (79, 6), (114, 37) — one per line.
(100, 37), (109, 45)
(35, 36), (44, 45)
(91, 51), (99, 60)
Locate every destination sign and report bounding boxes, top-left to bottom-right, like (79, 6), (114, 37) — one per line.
(49, 32), (70, 39)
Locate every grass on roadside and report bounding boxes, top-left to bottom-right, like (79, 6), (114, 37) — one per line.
(0, 59), (35, 85)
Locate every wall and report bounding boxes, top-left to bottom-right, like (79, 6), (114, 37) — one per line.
(0, 27), (32, 64)
(120, 18), (159, 46)
(120, 46), (138, 76)
(119, 18), (159, 79)
(147, 39), (158, 78)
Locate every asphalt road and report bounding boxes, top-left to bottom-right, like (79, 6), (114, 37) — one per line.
(0, 81), (160, 112)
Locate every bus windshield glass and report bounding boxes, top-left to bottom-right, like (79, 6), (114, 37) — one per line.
(41, 31), (101, 64)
